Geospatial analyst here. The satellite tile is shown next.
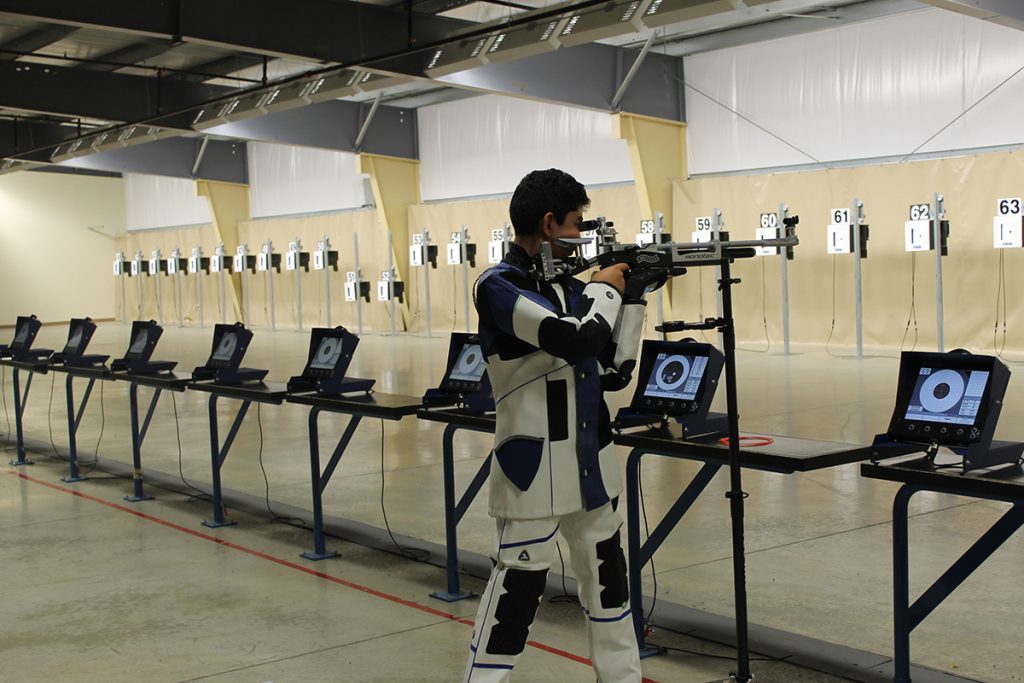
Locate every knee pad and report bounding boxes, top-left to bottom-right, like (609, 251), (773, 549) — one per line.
(485, 568), (548, 656)
(595, 529), (629, 609)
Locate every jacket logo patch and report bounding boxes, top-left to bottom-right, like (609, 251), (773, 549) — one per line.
(606, 291), (614, 299)
(518, 550), (531, 562)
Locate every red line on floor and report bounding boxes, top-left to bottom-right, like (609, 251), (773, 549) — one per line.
(6, 470), (659, 683)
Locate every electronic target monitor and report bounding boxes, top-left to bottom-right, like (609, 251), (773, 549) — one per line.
(887, 350), (1009, 448)
(287, 326), (374, 396)
(630, 339), (724, 418)
(52, 317), (107, 366)
(10, 314), (41, 352)
(440, 334), (488, 394)
(192, 322), (266, 384)
(111, 320), (176, 374)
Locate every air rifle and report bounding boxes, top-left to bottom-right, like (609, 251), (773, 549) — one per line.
(535, 215), (800, 282)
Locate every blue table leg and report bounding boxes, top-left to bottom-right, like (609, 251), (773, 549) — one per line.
(627, 447), (720, 658)
(202, 395), (249, 528)
(301, 407), (349, 561)
(893, 484), (1024, 683)
(10, 368), (34, 466)
(124, 383), (156, 502)
(60, 374), (93, 483)
(431, 423), (489, 603)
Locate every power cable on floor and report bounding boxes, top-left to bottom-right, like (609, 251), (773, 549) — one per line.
(81, 380), (108, 476)
(379, 418), (430, 562)
(255, 402), (304, 525)
(171, 391), (212, 502)
(824, 254), (855, 359)
(1, 363), (11, 448)
(900, 253), (918, 352)
(639, 457), (659, 637)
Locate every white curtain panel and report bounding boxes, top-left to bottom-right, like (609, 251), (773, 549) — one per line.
(124, 173), (211, 231)
(418, 94), (634, 201)
(684, 8), (1024, 175)
(248, 141), (367, 218)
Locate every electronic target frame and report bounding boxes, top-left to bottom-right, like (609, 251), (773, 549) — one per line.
(52, 317), (107, 366)
(111, 320), (176, 374)
(192, 322), (267, 384)
(422, 332), (494, 412)
(630, 339), (724, 420)
(7, 314), (42, 357)
(287, 326), (375, 396)
(886, 351), (1009, 455)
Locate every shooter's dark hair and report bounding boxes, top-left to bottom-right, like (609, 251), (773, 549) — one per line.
(509, 169), (590, 237)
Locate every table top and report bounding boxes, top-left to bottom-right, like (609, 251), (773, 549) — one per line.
(188, 380), (289, 403)
(862, 455), (1024, 502)
(614, 422), (872, 473)
(416, 408), (496, 432)
(49, 363), (115, 380)
(0, 358), (50, 374)
(287, 391), (423, 419)
(114, 371), (192, 391)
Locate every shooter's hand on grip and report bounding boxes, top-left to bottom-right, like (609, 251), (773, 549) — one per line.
(624, 268), (668, 302)
(591, 262), (629, 295)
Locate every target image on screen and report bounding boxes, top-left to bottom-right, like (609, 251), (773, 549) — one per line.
(904, 367), (990, 426)
(310, 337), (344, 371)
(449, 343), (486, 383)
(128, 330), (148, 356)
(643, 353), (708, 401)
(66, 327), (84, 353)
(13, 322), (29, 344)
(212, 332), (237, 362)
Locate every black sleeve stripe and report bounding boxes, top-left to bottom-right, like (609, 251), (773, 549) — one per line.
(536, 313), (612, 365)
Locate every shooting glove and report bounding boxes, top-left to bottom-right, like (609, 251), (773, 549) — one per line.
(623, 268), (668, 303)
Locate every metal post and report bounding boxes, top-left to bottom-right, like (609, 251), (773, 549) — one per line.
(461, 225), (470, 334)
(135, 251), (144, 320)
(239, 243), (250, 326)
(172, 248), (184, 327)
(388, 230), (397, 337)
(153, 249), (164, 326)
(193, 246), (205, 328)
(292, 239), (303, 333)
(777, 202), (791, 355)
(213, 244), (226, 324)
(654, 213), (665, 336)
(933, 192), (945, 352)
(713, 209), (725, 349)
(263, 241), (276, 331)
(852, 199), (865, 358)
(354, 233), (364, 336)
(423, 229), (433, 338)
(322, 235), (332, 328)
(719, 255), (753, 682)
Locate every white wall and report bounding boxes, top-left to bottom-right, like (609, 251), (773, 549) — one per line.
(247, 142), (368, 218)
(124, 173), (211, 231)
(418, 94), (634, 201)
(0, 171), (125, 323)
(684, 8), (1024, 175)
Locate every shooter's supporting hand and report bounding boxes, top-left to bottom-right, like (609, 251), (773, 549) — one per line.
(591, 262), (629, 295)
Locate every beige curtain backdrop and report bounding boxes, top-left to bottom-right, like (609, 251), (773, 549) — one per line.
(116, 147), (1024, 355)
(673, 150), (1024, 353)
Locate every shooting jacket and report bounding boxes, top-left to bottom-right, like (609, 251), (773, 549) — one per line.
(475, 244), (646, 520)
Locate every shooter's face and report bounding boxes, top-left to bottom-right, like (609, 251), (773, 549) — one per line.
(543, 209), (584, 260)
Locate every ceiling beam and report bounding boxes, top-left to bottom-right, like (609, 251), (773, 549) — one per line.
(0, 59), (235, 127)
(0, 118), (79, 161)
(169, 54), (267, 83)
(0, 24), (78, 60)
(0, 0), (471, 65)
(77, 41), (176, 72)
(55, 136), (248, 183)
(202, 99), (417, 159)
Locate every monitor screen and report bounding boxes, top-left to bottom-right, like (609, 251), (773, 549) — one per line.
(212, 332), (238, 362)
(904, 367), (990, 427)
(128, 330), (148, 357)
(449, 343), (486, 383)
(66, 326), (84, 354)
(642, 353), (708, 402)
(13, 321), (29, 344)
(310, 336), (345, 371)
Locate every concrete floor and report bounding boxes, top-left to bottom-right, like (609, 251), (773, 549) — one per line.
(3, 320), (1024, 682)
